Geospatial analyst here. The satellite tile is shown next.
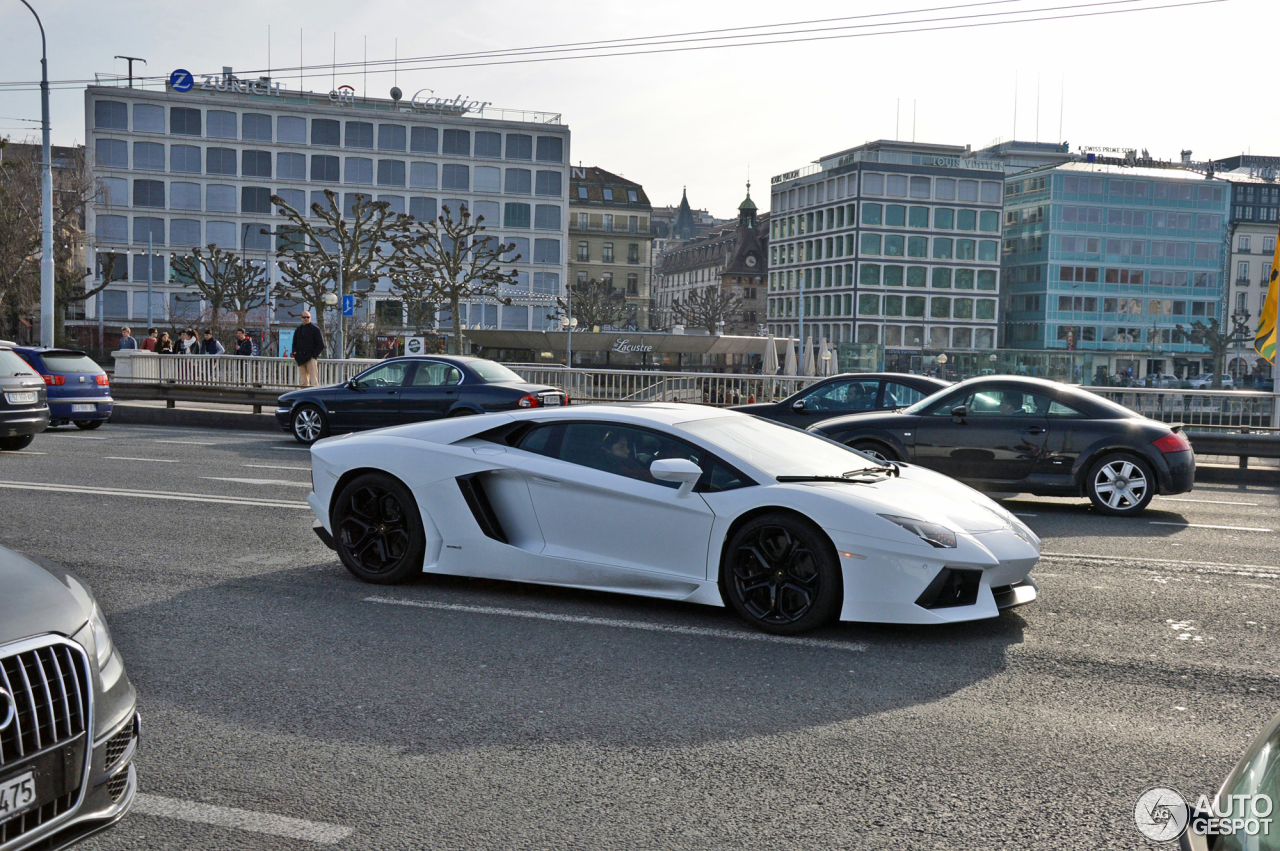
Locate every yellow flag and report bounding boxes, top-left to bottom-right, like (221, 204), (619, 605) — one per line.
(1258, 221), (1279, 364)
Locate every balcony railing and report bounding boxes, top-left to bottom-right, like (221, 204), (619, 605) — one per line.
(570, 222), (645, 234)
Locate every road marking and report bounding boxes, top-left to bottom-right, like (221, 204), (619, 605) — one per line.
(201, 476), (312, 488)
(6, 451), (46, 455)
(103, 456), (180, 463)
(1157, 497), (1260, 506)
(1149, 521), (1272, 533)
(1041, 552), (1280, 581)
(366, 596), (868, 652)
(49, 434), (106, 440)
(152, 439), (218, 446)
(132, 794), (352, 845)
(244, 464), (311, 471)
(0, 480), (309, 509)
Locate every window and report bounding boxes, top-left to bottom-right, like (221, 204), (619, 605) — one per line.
(979, 210), (999, 232)
(883, 234), (904, 257)
(906, 267), (927, 288)
(603, 214), (614, 231)
(402, 162), (436, 191)
(909, 176), (931, 199)
(241, 150), (271, 178)
(931, 268), (952, 288)
(884, 205), (906, 227)
(934, 208), (954, 229)
(504, 202), (531, 228)
(345, 157), (373, 184)
(980, 181), (1001, 203)
(443, 129), (470, 156)
(169, 144), (200, 173)
(906, 206), (929, 228)
(958, 180), (979, 202)
(242, 113), (272, 141)
(409, 196), (437, 221)
(96, 214), (127, 242)
(861, 203), (882, 225)
(206, 220), (236, 247)
(936, 388), (1050, 417)
(861, 234), (881, 255)
(275, 188), (305, 213)
(133, 141), (164, 171)
(206, 147), (237, 175)
(534, 204), (561, 230)
(206, 110), (236, 139)
(862, 173), (884, 195)
(533, 238), (560, 263)
(377, 160), (406, 187)
(345, 121), (374, 148)
(627, 243), (640, 263)
(278, 115), (306, 144)
(132, 216), (165, 245)
(206, 184), (236, 212)
(933, 238), (953, 259)
(505, 134), (533, 160)
(577, 241), (590, 262)
(505, 168), (531, 194)
(975, 299), (996, 320)
(905, 295), (926, 317)
(442, 164), (469, 191)
(312, 118), (340, 146)
(275, 151), (305, 181)
(377, 124), (407, 152)
(577, 186), (588, 199)
(535, 170), (562, 196)
(536, 136), (564, 163)
(96, 138), (128, 168)
(602, 242), (615, 262)
(132, 179), (165, 209)
(860, 264), (881, 286)
(170, 182), (200, 210)
(626, 273), (639, 295)
(474, 131), (502, 158)
(956, 209), (976, 231)
(133, 103), (164, 133)
(311, 154), (340, 182)
(242, 186), (272, 214)
(170, 107), (201, 136)
(95, 100), (128, 130)
(410, 126), (438, 154)
(473, 165), (500, 193)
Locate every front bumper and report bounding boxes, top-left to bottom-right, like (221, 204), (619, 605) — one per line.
(0, 406), (49, 437)
(275, 406), (292, 432)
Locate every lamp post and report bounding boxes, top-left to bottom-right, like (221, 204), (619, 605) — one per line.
(17, 1), (55, 347)
(1232, 309), (1251, 387)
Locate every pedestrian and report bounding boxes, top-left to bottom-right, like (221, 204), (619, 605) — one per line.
(117, 327), (137, 350)
(176, 329), (196, 354)
(140, 327), (158, 352)
(291, 310), (325, 388)
(233, 328), (254, 357)
(200, 330), (225, 355)
(155, 331), (174, 354)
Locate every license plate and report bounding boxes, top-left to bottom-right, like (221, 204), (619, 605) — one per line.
(5, 392), (36, 405)
(542, 395), (562, 406)
(0, 770), (36, 820)
(71, 404), (96, 413)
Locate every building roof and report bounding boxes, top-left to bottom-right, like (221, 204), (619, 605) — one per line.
(671, 188), (697, 240)
(1027, 160), (1223, 182)
(568, 166), (651, 210)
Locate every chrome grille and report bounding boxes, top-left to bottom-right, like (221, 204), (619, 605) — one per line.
(0, 643), (88, 766)
(0, 792), (77, 844)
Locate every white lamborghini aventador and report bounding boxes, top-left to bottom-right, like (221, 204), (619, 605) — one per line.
(306, 403), (1040, 634)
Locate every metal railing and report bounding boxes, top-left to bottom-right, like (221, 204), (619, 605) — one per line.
(505, 366), (816, 405)
(113, 351), (378, 389)
(1084, 387), (1277, 429)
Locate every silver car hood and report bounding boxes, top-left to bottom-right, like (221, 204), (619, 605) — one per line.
(0, 547), (93, 643)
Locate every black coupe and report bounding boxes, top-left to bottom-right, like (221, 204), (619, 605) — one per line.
(729, 372), (950, 428)
(809, 376), (1196, 516)
(276, 356), (567, 444)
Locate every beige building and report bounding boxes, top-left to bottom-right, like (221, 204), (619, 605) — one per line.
(568, 166), (653, 330)
(1214, 164), (1279, 383)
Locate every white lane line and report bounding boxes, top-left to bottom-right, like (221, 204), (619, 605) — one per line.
(103, 456), (180, 463)
(152, 439), (218, 446)
(48, 434), (106, 440)
(244, 464), (311, 471)
(1149, 521), (1272, 533)
(0, 480), (309, 509)
(1041, 552), (1280, 581)
(132, 794), (352, 845)
(1158, 497), (1260, 506)
(7, 451), (46, 455)
(367, 596), (868, 652)
(272, 446), (312, 452)
(201, 476), (312, 488)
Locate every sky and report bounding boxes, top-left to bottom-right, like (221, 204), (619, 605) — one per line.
(0, 0), (1273, 217)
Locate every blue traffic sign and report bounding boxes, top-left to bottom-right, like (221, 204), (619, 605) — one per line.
(169, 69), (194, 93)
(341, 294), (355, 317)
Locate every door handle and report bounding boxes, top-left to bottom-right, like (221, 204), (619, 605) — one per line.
(1025, 426), (1045, 435)
(531, 475), (561, 486)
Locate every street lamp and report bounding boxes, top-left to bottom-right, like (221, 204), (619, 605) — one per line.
(16, 0), (54, 347)
(1232, 309), (1251, 386)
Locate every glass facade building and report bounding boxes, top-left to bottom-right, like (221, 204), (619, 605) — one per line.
(1002, 162), (1229, 381)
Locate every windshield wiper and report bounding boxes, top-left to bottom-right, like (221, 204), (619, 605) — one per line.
(776, 469), (891, 484)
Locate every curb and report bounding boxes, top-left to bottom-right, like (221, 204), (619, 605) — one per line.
(1193, 464), (1280, 486)
(109, 403), (280, 433)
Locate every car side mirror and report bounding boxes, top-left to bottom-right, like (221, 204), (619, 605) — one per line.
(792, 398), (807, 411)
(951, 405), (967, 420)
(650, 458), (702, 497)
(346, 379), (360, 390)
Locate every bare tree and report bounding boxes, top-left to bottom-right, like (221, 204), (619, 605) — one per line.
(670, 285), (743, 335)
(569, 277), (629, 330)
(269, 189), (407, 357)
(388, 204), (520, 354)
(1175, 318), (1250, 387)
(170, 245), (268, 337)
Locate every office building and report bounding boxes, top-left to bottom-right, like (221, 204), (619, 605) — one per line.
(1217, 166), (1279, 381)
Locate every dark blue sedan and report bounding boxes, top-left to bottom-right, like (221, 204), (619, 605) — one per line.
(9, 347), (114, 430)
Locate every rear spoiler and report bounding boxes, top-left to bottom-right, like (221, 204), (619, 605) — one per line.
(1169, 423), (1184, 433)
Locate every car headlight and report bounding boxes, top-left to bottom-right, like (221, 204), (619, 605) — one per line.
(879, 514), (957, 548)
(88, 604), (114, 668)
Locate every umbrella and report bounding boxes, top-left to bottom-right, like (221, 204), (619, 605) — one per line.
(801, 335), (816, 376)
(817, 338), (831, 375)
(826, 341), (840, 375)
(783, 338), (798, 376)
(762, 333), (779, 376)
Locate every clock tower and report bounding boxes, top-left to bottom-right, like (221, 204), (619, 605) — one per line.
(720, 183), (768, 334)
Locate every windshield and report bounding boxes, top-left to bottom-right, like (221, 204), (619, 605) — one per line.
(468, 360), (525, 383)
(1209, 715), (1280, 850)
(680, 414), (883, 479)
(902, 384), (959, 414)
(0, 350), (34, 376)
(40, 352), (104, 374)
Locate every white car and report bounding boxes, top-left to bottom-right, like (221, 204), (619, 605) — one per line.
(306, 404), (1041, 634)
(1187, 373), (1233, 389)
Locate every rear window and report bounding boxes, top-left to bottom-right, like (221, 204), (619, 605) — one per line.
(0, 350), (35, 376)
(467, 360), (524, 383)
(40, 352), (104, 374)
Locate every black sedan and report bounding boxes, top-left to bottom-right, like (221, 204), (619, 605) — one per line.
(276, 356), (567, 444)
(730, 372), (949, 428)
(809, 376), (1195, 516)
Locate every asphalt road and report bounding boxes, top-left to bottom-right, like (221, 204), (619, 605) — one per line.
(1, 422), (1278, 850)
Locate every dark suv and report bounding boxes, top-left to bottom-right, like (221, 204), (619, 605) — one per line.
(0, 545), (138, 849)
(0, 347), (49, 451)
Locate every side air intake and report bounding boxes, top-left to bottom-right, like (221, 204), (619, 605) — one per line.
(456, 474), (509, 544)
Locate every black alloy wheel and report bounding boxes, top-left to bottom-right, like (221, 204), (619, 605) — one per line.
(723, 515), (841, 635)
(848, 440), (897, 462)
(291, 404), (329, 445)
(0, 434), (34, 451)
(333, 473), (426, 584)
(74, 420), (103, 430)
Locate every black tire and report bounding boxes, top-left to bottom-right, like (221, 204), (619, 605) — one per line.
(74, 420), (104, 430)
(291, 404), (329, 445)
(721, 514), (842, 635)
(332, 473), (426, 584)
(1085, 452), (1156, 516)
(848, 439), (898, 463)
(0, 434), (35, 451)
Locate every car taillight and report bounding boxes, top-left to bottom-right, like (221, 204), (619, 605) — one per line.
(95, 374), (109, 386)
(1153, 432), (1191, 453)
(42, 374), (64, 386)
(517, 394), (540, 408)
